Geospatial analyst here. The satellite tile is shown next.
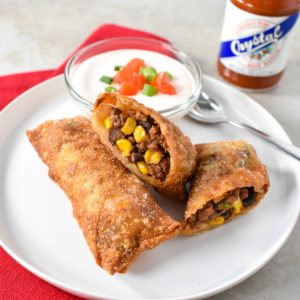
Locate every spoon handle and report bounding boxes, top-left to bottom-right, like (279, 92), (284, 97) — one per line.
(227, 120), (300, 161)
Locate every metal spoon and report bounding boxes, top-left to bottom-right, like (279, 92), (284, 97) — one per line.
(188, 91), (300, 161)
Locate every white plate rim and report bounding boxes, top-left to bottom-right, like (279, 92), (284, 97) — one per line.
(0, 74), (299, 300)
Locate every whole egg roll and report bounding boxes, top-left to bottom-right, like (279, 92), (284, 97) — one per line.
(27, 117), (180, 275)
(91, 93), (196, 201)
(182, 141), (270, 235)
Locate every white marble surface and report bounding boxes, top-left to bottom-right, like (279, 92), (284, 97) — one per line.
(1, 0), (299, 299)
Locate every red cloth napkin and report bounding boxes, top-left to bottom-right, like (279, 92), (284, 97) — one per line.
(0, 24), (166, 299)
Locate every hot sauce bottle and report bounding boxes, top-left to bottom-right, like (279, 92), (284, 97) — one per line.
(218, 0), (300, 89)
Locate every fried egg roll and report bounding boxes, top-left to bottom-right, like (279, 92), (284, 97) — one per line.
(27, 117), (180, 274)
(182, 141), (269, 235)
(91, 93), (196, 200)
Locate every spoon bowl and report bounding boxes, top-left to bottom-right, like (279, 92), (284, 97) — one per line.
(188, 91), (300, 161)
(189, 91), (226, 123)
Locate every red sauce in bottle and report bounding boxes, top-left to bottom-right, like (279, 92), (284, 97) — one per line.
(218, 0), (300, 90)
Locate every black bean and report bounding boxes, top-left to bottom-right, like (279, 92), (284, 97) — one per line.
(109, 128), (124, 145)
(139, 118), (153, 131)
(130, 152), (144, 163)
(110, 107), (122, 116)
(242, 187), (257, 207)
(221, 209), (232, 220)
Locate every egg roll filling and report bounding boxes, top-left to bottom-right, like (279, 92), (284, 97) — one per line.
(105, 107), (170, 181)
(187, 187), (257, 228)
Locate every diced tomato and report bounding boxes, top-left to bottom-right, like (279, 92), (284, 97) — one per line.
(134, 73), (146, 89)
(119, 82), (139, 96)
(157, 83), (177, 95)
(116, 67), (136, 84)
(125, 58), (145, 73)
(153, 72), (171, 87)
(113, 60), (176, 96)
(113, 72), (122, 84)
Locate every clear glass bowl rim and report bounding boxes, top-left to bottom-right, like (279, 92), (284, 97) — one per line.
(64, 36), (203, 117)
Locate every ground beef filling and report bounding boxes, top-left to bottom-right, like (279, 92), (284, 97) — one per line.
(106, 107), (170, 181)
(187, 187), (257, 228)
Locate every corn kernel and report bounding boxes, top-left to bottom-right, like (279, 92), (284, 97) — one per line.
(209, 216), (224, 226)
(133, 125), (148, 143)
(151, 151), (163, 164)
(116, 139), (132, 156)
(144, 150), (151, 163)
(121, 117), (136, 135)
(233, 197), (243, 214)
(144, 150), (163, 164)
(104, 117), (112, 129)
(136, 161), (149, 175)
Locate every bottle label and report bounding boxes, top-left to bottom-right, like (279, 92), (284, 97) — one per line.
(219, 1), (299, 77)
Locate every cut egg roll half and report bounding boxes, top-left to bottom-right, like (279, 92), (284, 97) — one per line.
(27, 117), (181, 275)
(91, 93), (197, 201)
(182, 141), (270, 235)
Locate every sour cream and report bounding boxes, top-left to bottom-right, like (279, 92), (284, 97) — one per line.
(71, 49), (196, 111)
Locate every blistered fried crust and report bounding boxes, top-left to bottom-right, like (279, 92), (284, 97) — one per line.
(26, 117), (180, 274)
(91, 93), (197, 200)
(182, 140), (270, 235)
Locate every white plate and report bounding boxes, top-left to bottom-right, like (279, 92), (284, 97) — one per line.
(0, 75), (299, 300)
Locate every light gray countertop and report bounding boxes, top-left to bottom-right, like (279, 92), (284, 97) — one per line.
(1, 0), (299, 299)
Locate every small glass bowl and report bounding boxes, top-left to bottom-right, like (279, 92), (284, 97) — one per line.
(64, 37), (203, 119)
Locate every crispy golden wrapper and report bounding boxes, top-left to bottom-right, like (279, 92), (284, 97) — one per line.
(91, 93), (196, 200)
(26, 117), (181, 275)
(182, 141), (270, 235)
